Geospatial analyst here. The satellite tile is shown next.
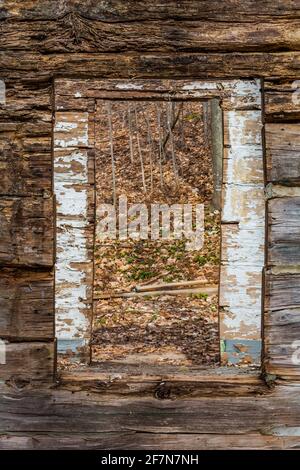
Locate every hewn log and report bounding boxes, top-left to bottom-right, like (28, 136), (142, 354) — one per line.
(1, 1), (299, 21)
(0, 268), (54, 340)
(1, 433), (300, 450)
(0, 383), (300, 434)
(59, 368), (267, 398)
(1, 52), (300, 80)
(1, 18), (300, 53)
(0, 196), (54, 267)
(265, 123), (300, 183)
(0, 80), (52, 196)
(264, 79), (300, 122)
(264, 271), (300, 377)
(56, 78), (262, 110)
(0, 342), (55, 384)
(268, 197), (300, 266)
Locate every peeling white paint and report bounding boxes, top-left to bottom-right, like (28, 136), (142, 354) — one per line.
(54, 111), (92, 359)
(219, 83), (265, 351)
(55, 121), (78, 132)
(115, 83), (145, 90)
(271, 427), (300, 437)
(182, 81), (218, 91)
(54, 112), (89, 148)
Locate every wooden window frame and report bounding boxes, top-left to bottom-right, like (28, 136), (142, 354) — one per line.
(54, 78), (265, 376)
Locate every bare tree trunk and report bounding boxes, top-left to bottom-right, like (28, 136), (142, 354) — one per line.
(210, 99), (223, 210)
(163, 102), (183, 150)
(167, 101), (179, 183)
(202, 100), (223, 210)
(156, 105), (165, 189)
(141, 108), (154, 193)
(107, 102), (117, 206)
(134, 106), (147, 193)
(127, 103), (134, 164)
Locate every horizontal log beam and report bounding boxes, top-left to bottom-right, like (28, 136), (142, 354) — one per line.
(59, 368), (267, 398)
(1, 1), (299, 21)
(0, 432), (299, 450)
(0, 196), (54, 267)
(264, 79), (300, 121)
(0, 268), (54, 340)
(0, 382), (300, 435)
(265, 123), (300, 183)
(1, 18), (300, 53)
(0, 342), (55, 385)
(268, 197), (300, 266)
(1, 52), (300, 80)
(264, 271), (300, 377)
(0, 79), (52, 196)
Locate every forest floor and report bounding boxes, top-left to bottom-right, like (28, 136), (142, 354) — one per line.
(91, 100), (220, 367)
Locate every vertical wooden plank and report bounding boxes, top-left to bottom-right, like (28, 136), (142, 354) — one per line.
(54, 108), (95, 361)
(220, 95), (265, 365)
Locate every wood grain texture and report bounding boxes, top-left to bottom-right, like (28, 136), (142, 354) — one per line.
(0, 268), (54, 340)
(0, 196), (54, 267)
(1, 433), (300, 450)
(268, 197), (300, 266)
(1, 1), (299, 21)
(59, 368), (266, 398)
(0, 342), (55, 384)
(55, 78), (262, 110)
(265, 123), (300, 183)
(264, 271), (300, 377)
(0, 383), (300, 435)
(264, 79), (300, 122)
(1, 18), (300, 53)
(0, 80), (52, 196)
(1, 52), (300, 80)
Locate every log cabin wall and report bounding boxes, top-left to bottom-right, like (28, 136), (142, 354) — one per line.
(0, 0), (300, 449)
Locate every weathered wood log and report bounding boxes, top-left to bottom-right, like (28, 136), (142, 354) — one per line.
(264, 79), (300, 122)
(264, 78), (300, 122)
(1, 1), (299, 21)
(0, 196), (54, 267)
(0, 342), (55, 384)
(265, 123), (300, 183)
(57, 78), (263, 111)
(3, 17), (300, 53)
(0, 80), (52, 196)
(94, 286), (218, 300)
(0, 432), (299, 450)
(59, 368), (267, 398)
(264, 270), (300, 377)
(135, 278), (207, 292)
(268, 197), (300, 266)
(0, 383), (300, 434)
(1, 52), (300, 81)
(0, 268), (54, 341)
